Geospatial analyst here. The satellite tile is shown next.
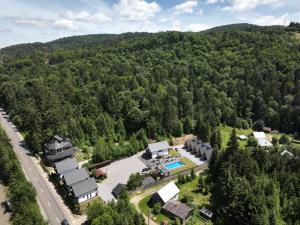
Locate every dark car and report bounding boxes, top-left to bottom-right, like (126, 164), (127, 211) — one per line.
(61, 219), (70, 225)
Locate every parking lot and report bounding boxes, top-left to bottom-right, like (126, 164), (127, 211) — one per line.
(97, 152), (147, 202)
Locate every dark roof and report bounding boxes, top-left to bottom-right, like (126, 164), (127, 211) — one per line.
(63, 168), (89, 186)
(112, 183), (126, 197)
(54, 158), (78, 174)
(200, 207), (213, 218)
(45, 148), (74, 161)
(45, 135), (72, 150)
(71, 178), (98, 197)
(162, 200), (193, 220)
(142, 177), (156, 187)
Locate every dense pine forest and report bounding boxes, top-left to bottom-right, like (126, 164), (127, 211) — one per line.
(0, 23), (300, 225)
(0, 23), (300, 157)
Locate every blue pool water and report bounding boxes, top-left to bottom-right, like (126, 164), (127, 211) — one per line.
(165, 161), (185, 170)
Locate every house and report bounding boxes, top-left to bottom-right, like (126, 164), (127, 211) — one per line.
(54, 158), (78, 179)
(252, 132), (273, 147)
(252, 132), (266, 139)
(257, 138), (273, 147)
(146, 141), (170, 159)
(44, 135), (74, 165)
(199, 207), (213, 219)
(112, 183), (127, 199)
(153, 181), (180, 204)
(263, 127), (272, 133)
(191, 140), (201, 153)
(238, 135), (248, 140)
(281, 149), (294, 158)
(71, 178), (98, 204)
(162, 200), (193, 223)
(63, 168), (89, 188)
(142, 176), (156, 188)
(185, 138), (197, 149)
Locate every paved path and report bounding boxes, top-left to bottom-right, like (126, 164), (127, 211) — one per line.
(98, 152), (147, 202)
(0, 109), (72, 225)
(0, 181), (10, 225)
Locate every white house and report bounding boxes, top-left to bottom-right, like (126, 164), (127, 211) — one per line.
(71, 178), (98, 204)
(252, 132), (273, 147)
(146, 141), (170, 159)
(154, 181), (180, 204)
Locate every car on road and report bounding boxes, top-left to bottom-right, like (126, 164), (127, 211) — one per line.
(61, 219), (70, 225)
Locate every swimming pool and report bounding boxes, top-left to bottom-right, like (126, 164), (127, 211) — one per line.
(164, 161), (185, 170)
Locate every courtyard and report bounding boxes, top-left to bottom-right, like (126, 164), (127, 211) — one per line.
(97, 151), (147, 202)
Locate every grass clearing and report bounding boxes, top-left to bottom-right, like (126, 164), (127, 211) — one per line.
(220, 125), (253, 150)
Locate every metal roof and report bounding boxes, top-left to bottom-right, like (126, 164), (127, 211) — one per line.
(71, 178), (97, 197)
(63, 168), (89, 186)
(163, 200), (193, 220)
(54, 158), (78, 174)
(148, 141), (170, 153)
(157, 181), (180, 203)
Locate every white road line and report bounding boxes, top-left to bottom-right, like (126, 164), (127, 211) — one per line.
(40, 188), (43, 193)
(47, 201), (51, 207)
(21, 167), (29, 180)
(56, 217), (60, 223)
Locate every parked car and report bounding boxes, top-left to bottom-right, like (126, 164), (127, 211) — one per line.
(61, 219), (70, 225)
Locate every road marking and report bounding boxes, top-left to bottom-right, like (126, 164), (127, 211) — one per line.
(47, 201), (51, 207)
(21, 167), (29, 180)
(29, 167), (32, 171)
(40, 188), (43, 193)
(56, 217), (60, 223)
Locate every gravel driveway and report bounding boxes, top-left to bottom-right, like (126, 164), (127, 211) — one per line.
(98, 152), (147, 202)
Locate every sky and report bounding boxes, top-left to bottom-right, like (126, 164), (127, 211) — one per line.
(0, 0), (300, 48)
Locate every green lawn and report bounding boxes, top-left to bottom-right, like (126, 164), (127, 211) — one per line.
(138, 176), (212, 225)
(178, 177), (210, 206)
(220, 125), (253, 150)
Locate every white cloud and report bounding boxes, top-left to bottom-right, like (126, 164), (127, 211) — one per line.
(174, 0), (198, 15)
(206, 0), (220, 4)
(53, 19), (77, 30)
(59, 11), (111, 24)
(8, 16), (53, 27)
(254, 13), (289, 25)
(113, 0), (161, 21)
(222, 0), (281, 13)
(0, 27), (12, 33)
(186, 23), (210, 31)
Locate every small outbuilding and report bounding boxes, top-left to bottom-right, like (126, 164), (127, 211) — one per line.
(95, 168), (106, 179)
(200, 207), (213, 219)
(238, 135), (248, 140)
(142, 176), (156, 188)
(281, 149), (294, 158)
(162, 200), (193, 223)
(112, 183), (127, 199)
(146, 141), (170, 159)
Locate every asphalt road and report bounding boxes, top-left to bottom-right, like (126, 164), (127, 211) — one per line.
(0, 109), (68, 225)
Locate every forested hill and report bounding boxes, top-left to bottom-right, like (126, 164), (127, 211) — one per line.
(0, 23), (300, 156)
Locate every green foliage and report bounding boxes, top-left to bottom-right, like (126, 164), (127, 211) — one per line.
(279, 135), (290, 145)
(208, 130), (300, 225)
(127, 172), (143, 190)
(153, 202), (162, 215)
(0, 127), (47, 225)
(87, 196), (146, 225)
